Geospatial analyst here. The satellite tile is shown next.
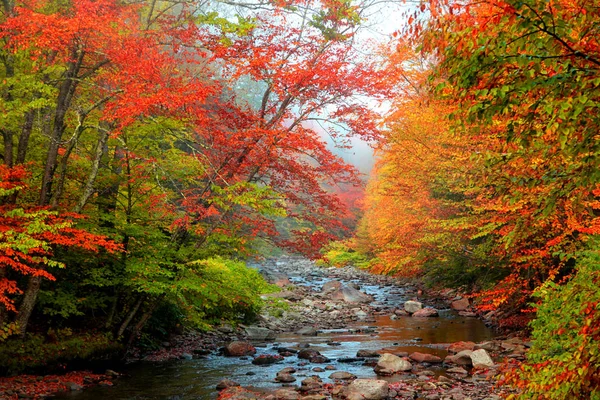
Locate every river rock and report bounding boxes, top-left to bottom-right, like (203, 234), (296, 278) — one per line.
(453, 350), (474, 366)
(448, 341), (476, 353)
(300, 376), (323, 393)
(261, 270), (291, 287)
(278, 367), (296, 374)
(274, 389), (300, 400)
(347, 379), (389, 400)
(216, 379), (240, 390)
(245, 326), (276, 341)
(475, 341), (501, 352)
(298, 349), (321, 359)
(252, 354), (283, 365)
(409, 352), (443, 363)
(309, 354), (330, 363)
(275, 373), (296, 383)
(322, 280), (342, 292)
(404, 301), (423, 314)
(296, 326), (318, 336)
(374, 353), (412, 375)
(330, 285), (373, 303)
(329, 371), (357, 380)
(357, 350), (380, 358)
(412, 308), (439, 318)
(470, 349), (494, 368)
(225, 341), (256, 356)
(451, 298), (470, 311)
(446, 367), (468, 374)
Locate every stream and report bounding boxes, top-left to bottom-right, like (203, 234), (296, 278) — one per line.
(56, 258), (497, 400)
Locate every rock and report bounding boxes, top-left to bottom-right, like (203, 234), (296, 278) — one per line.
(300, 376), (323, 393)
(274, 389), (299, 400)
(354, 310), (369, 320)
(446, 367), (468, 374)
(475, 341), (501, 352)
(278, 367), (296, 374)
(181, 353), (193, 360)
(312, 367), (325, 372)
(412, 308), (439, 317)
(217, 324), (235, 334)
(329, 371), (357, 380)
(374, 353), (412, 375)
(245, 326), (276, 341)
(409, 352), (443, 363)
(322, 280), (342, 292)
(347, 379), (389, 400)
(225, 341), (257, 357)
(309, 354), (330, 363)
(298, 348), (321, 359)
(404, 300), (423, 314)
(451, 298), (470, 311)
(470, 349), (494, 368)
(266, 291), (303, 301)
(216, 379), (240, 390)
(394, 309), (409, 316)
(458, 311), (477, 317)
(253, 354), (284, 365)
(448, 341), (476, 354)
(453, 350), (474, 366)
(261, 270), (291, 287)
(66, 382), (83, 391)
(295, 326), (318, 336)
(357, 350), (380, 358)
(105, 369), (120, 377)
(330, 285), (373, 303)
(275, 373), (296, 383)
(218, 387), (264, 399)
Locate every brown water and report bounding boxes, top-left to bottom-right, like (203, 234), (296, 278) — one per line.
(57, 275), (495, 400)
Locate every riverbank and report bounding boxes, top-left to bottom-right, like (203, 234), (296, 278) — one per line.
(1, 256), (526, 399)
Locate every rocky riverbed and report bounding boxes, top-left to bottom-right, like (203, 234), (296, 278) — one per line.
(51, 255), (525, 400)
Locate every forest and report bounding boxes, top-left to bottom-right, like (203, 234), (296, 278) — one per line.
(0, 0), (599, 398)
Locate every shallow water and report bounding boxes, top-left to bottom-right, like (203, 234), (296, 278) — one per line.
(58, 273), (495, 400)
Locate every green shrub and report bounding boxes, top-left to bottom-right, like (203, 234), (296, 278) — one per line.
(177, 257), (279, 328)
(318, 241), (370, 268)
(505, 245), (600, 399)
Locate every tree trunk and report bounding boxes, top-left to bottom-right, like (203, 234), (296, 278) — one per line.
(73, 130), (109, 213)
(15, 275), (41, 336)
(126, 296), (163, 347)
(117, 295), (143, 338)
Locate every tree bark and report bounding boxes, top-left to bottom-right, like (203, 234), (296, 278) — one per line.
(15, 275), (41, 336)
(117, 295), (143, 338)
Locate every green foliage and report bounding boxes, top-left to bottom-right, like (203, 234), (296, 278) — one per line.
(175, 257), (279, 329)
(0, 331), (121, 375)
(318, 241), (370, 268)
(506, 242), (600, 398)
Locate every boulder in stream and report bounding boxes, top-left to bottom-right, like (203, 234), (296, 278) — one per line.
(403, 301), (423, 314)
(330, 285), (373, 303)
(409, 352), (443, 363)
(322, 280), (342, 292)
(412, 308), (439, 317)
(224, 341), (257, 357)
(374, 353), (412, 375)
(329, 371), (357, 380)
(448, 341), (476, 353)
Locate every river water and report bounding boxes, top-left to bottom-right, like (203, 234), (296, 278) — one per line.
(57, 269), (496, 399)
